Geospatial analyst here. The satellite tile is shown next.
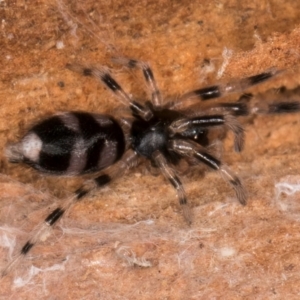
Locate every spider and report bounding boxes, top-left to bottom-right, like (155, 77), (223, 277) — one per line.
(2, 57), (299, 277)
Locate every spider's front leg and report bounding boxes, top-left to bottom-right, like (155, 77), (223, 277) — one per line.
(1, 150), (139, 277)
(170, 68), (282, 109)
(237, 92), (300, 115)
(169, 139), (247, 206)
(169, 113), (245, 152)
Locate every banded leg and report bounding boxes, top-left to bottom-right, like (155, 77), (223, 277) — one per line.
(152, 150), (192, 224)
(169, 139), (247, 205)
(170, 68), (282, 109)
(267, 102), (300, 114)
(1, 150), (138, 277)
(237, 93), (300, 115)
(112, 57), (163, 109)
(67, 64), (153, 121)
(205, 102), (249, 116)
(179, 94), (300, 119)
(169, 114), (245, 152)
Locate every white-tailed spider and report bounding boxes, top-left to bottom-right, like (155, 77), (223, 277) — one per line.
(2, 57), (300, 276)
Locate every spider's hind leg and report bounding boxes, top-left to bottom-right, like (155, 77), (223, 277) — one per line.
(112, 57), (163, 109)
(1, 150), (139, 277)
(67, 63), (152, 121)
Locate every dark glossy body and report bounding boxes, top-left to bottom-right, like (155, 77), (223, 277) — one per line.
(7, 112), (125, 175)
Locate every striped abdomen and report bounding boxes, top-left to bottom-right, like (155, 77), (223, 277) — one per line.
(6, 112), (125, 175)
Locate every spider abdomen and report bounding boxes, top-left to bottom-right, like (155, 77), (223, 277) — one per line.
(6, 112), (125, 175)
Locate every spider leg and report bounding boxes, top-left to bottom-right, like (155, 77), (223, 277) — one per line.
(152, 150), (192, 225)
(266, 101), (300, 114)
(198, 101), (250, 116)
(237, 93), (300, 115)
(66, 64), (153, 121)
(112, 57), (163, 109)
(1, 150), (138, 277)
(169, 113), (244, 152)
(170, 68), (282, 109)
(169, 139), (247, 206)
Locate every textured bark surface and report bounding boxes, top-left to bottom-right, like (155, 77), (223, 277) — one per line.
(1, 1), (300, 299)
